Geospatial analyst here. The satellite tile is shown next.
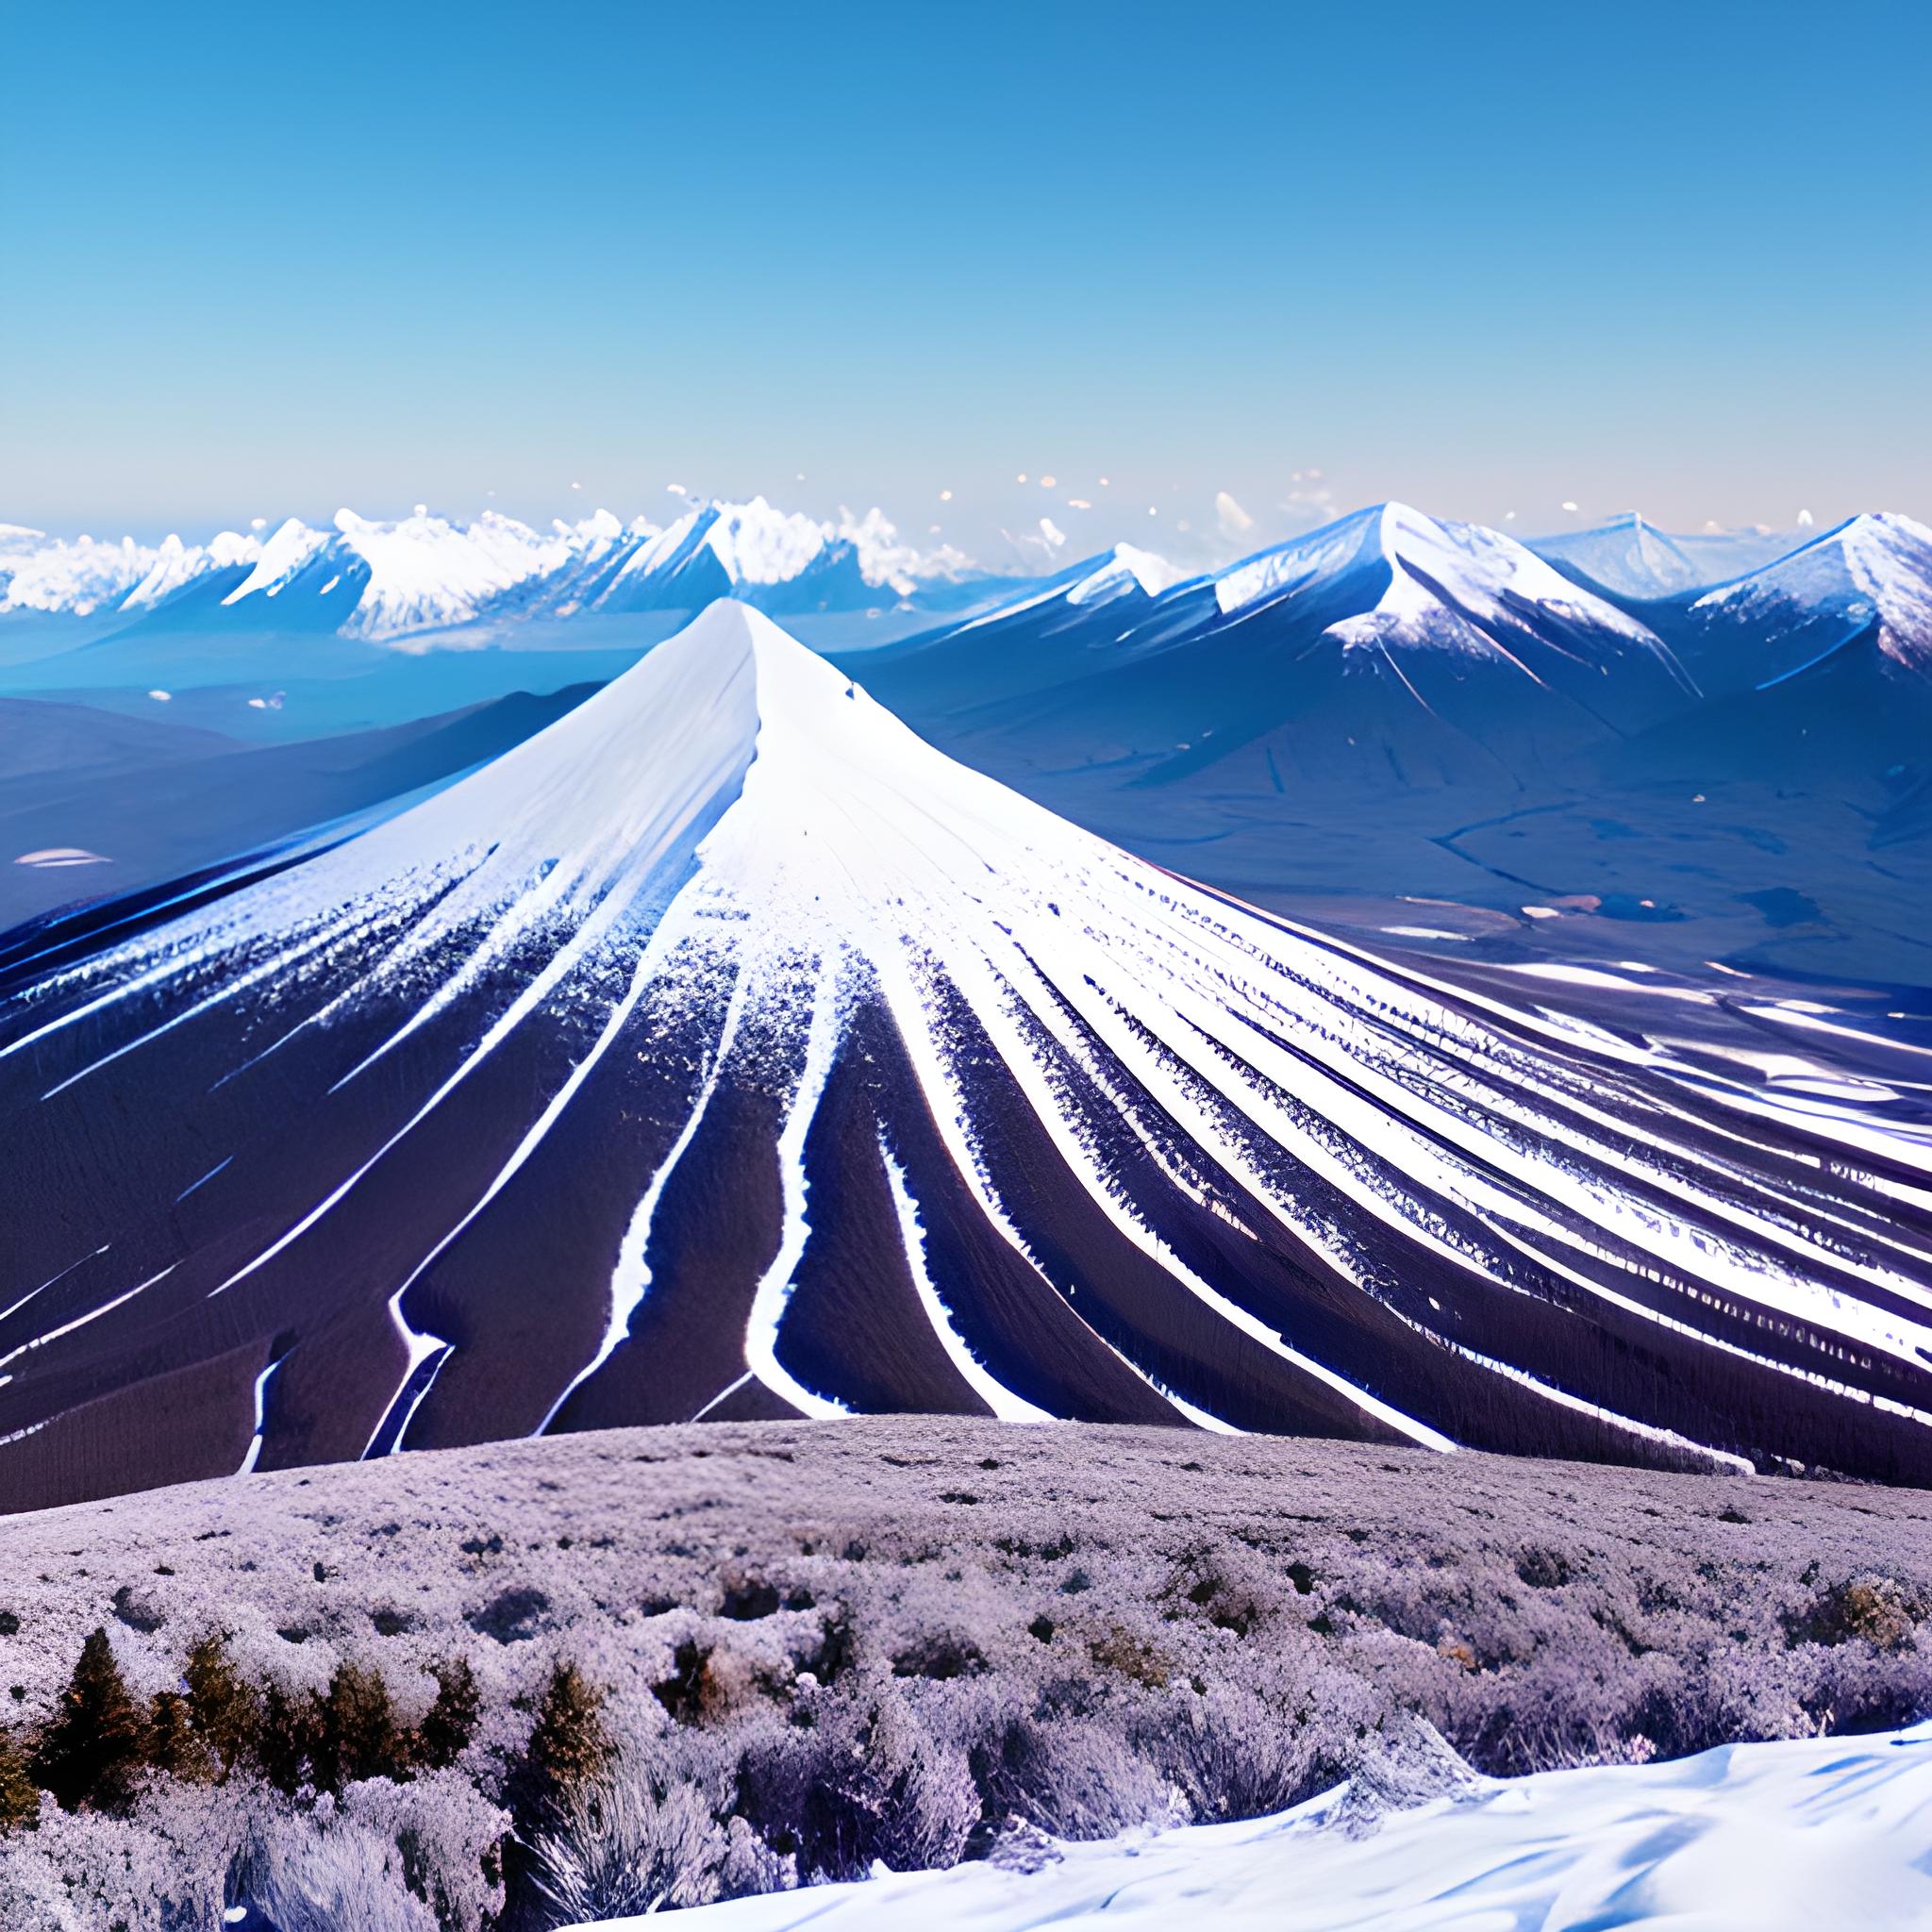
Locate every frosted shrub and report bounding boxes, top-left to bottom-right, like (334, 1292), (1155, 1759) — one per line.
(521, 1660), (611, 1806)
(976, 1706), (1179, 1840)
(0, 1777), (244, 1931)
(235, 1806), (440, 1932)
(32, 1626), (152, 1812)
(1137, 1685), (1330, 1823)
(525, 1759), (737, 1923)
(341, 1771), (510, 1932)
(183, 1633), (262, 1777)
(737, 1687), (982, 1880)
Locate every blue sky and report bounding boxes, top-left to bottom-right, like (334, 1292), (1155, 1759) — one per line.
(3, 0), (1926, 559)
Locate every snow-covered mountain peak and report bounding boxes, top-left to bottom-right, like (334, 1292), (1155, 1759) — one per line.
(1528, 511), (1703, 598)
(295, 506), (567, 639)
(0, 531), (164, 616)
(447, 597), (1042, 887)
(1213, 502), (1667, 668)
(1692, 508), (1932, 671)
(124, 527), (262, 608)
(10, 600), (1925, 1474)
(1066, 543), (1185, 605)
(950, 542), (1186, 634)
(561, 508), (626, 543)
(701, 601), (1074, 909)
(219, 518), (329, 608)
(595, 498), (824, 605)
(1528, 514), (1812, 600)
(1839, 508), (1932, 575)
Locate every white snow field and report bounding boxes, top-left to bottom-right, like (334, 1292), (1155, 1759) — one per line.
(581, 1722), (1932, 1932)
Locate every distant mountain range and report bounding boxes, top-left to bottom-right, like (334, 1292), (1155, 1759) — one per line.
(7, 497), (1929, 982)
(0, 498), (1882, 646)
(0, 497), (993, 641)
(861, 502), (1932, 799)
(850, 503), (1932, 983)
(1528, 513), (1806, 600)
(5, 603), (1927, 1512)
(864, 503), (1707, 792)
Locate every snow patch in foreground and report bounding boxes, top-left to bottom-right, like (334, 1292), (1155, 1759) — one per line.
(576, 1723), (1932, 1932)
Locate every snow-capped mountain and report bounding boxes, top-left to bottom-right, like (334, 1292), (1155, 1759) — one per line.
(958, 542), (1190, 625)
(1527, 513), (1806, 601)
(1, 500), (994, 642)
(1683, 510), (1932, 686)
(0, 529), (173, 617)
(1588, 511), (1932, 799)
(532, 497), (981, 619)
(3, 605), (1926, 1509)
(1208, 502), (1681, 660)
(122, 528), (265, 610)
(862, 502), (1700, 800)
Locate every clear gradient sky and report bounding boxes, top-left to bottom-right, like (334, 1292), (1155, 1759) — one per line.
(3, 0), (1927, 562)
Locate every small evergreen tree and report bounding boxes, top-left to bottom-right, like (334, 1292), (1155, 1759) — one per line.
(418, 1656), (482, 1770)
(148, 1690), (213, 1783)
(0, 1727), (40, 1834)
(32, 1625), (152, 1811)
(526, 1661), (611, 1800)
(184, 1633), (262, 1776)
(260, 1680), (324, 1795)
(312, 1660), (405, 1792)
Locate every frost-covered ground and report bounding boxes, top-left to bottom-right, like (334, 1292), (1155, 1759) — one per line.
(0, 1417), (1926, 1926)
(608, 1722), (1932, 1932)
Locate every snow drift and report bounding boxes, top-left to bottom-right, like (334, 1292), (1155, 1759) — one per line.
(591, 1722), (1932, 1932)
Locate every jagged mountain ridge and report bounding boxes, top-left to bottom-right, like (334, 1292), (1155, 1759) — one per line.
(2, 604), (1928, 1511)
(0, 498), (991, 642)
(859, 502), (1707, 797)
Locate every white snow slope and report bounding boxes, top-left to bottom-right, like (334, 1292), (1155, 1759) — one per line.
(579, 1723), (1932, 1932)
